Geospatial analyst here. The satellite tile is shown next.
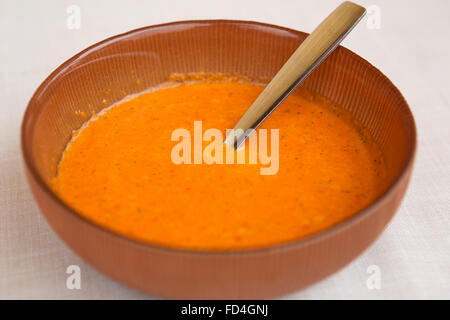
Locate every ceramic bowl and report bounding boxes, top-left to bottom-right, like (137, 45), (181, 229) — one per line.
(21, 20), (416, 299)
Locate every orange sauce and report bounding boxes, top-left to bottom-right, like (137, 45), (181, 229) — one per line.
(52, 76), (387, 250)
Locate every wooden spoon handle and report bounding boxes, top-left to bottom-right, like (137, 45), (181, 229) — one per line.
(228, 1), (366, 148)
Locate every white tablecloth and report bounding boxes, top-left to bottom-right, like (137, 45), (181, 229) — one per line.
(0, 0), (448, 299)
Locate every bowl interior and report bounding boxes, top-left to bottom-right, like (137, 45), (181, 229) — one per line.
(22, 20), (416, 235)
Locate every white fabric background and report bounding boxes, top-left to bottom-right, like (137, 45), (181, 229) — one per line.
(0, 0), (449, 299)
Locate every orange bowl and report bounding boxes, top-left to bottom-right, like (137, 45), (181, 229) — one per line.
(21, 20), (416, 299)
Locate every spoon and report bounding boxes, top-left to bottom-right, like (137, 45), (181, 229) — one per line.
(225, 1), (366, 149)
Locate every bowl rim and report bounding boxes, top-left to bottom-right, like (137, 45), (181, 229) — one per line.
(21, 19), (417, 256)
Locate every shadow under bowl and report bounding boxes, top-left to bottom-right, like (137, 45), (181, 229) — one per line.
(21, 20), (416, 299)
